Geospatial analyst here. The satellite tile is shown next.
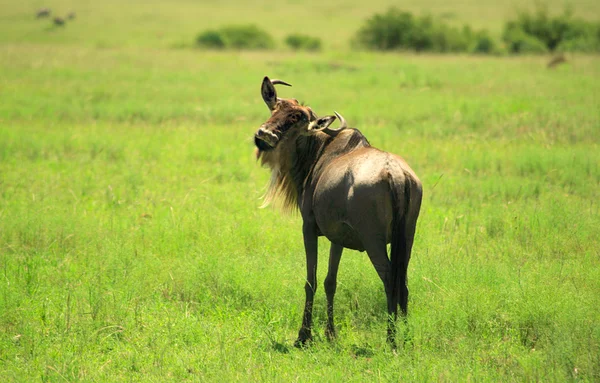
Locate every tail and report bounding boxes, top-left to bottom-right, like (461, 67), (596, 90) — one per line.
(389, 175), (411, 316)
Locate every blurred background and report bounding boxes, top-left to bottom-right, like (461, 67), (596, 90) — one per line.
(1, 0), (599, 52)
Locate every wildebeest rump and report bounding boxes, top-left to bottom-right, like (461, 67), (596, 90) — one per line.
(254, 76), (422, 346)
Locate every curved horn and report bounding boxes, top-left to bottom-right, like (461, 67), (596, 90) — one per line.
(308, 115), (336, 133)
(334, 111), (347, 130)
(270, 79), (292, 87)
(261, 76), (292, 111)
(314, 111), (348, 137)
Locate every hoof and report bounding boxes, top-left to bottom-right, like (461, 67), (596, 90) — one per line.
(387, 329), (397, 349)
(294, 329), (312, 348)
(325, 327), (336, 342)
(294, 337), (312, 348)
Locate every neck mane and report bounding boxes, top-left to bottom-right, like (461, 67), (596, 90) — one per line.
(259, 128), (370, 211)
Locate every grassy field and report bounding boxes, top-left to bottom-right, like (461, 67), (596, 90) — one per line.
(2, 0), (600, 49)
(1, 1), (600, 382)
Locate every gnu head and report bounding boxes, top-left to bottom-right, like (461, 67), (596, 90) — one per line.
(254, 77), (348, 153)
(254, 76), (319, 152)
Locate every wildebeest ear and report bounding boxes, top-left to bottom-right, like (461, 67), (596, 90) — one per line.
(308, 115), (336, 131)
(261, 76), (277, 111)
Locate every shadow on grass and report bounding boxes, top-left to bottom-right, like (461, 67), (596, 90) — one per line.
(270, 341), (291, 354)
(351, 344), (375, 358)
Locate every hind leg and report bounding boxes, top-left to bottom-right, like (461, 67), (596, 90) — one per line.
(363, 239), (397, 346)
(398, 239), (410, 317)
(400, 196), (421, 316)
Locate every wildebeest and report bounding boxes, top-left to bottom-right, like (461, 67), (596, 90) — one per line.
(547, 53), (567, 69)
(53, 17), (65, 26)
(36, 8), (51, 18)
(254, 76), (422, 346)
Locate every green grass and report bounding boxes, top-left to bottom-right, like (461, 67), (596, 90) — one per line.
(1, 1), (600, 382)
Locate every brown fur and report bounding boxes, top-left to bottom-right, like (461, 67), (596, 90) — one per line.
(256, 96), (320, 210)
(259, 127), (370, 211)
(547, 54), (567, 68)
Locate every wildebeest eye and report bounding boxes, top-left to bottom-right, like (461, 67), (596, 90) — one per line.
(289, 112), (302, 123)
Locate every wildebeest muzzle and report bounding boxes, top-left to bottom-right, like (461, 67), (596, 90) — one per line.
(254, 126), (279, 151)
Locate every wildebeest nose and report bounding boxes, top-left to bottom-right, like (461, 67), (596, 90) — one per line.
(255, 127), (278, 151)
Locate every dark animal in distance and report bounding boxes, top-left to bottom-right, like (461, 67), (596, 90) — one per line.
(36, 8), (51, 18)
(254, 76), (423, 347)
(547, 54), (567, 69)
(53, 17), (65, 26)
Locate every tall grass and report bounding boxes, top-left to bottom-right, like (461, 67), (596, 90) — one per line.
(1, 1), (599, 381)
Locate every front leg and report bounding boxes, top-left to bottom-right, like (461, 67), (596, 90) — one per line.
(295, 221), (318, 347)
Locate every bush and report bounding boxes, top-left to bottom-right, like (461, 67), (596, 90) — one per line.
(503, 7), (600, 53)
(503, 28), (548, 54)
(353, 7), (483, 53)
(470, 30), (501, 54)
(285, 34), (322, 51)
(220, 25), (275, 49)
(353, 8), (414, 50)
(196, 30), (225, 49)
(196, 25), (275, 50)
(556, 36), (600, 52)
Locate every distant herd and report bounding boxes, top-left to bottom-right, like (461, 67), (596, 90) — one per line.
(36, 7), (76, 27)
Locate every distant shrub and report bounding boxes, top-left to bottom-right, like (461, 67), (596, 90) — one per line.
(196, 30), (225, 49)
(555, 21), (600, 52)
(196, 25), (275, 50)
(220, 25), (275, 49)
(353, 7), (483, 53)
(556, 35), (600, 52)
(503, 7), (600, 53)
(503, 28), (548, 54)
(470, 30), (501, 54)
(285, 34), (322, 51)
(353, 8), (413, 50)
(353, 6), (599, 55)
